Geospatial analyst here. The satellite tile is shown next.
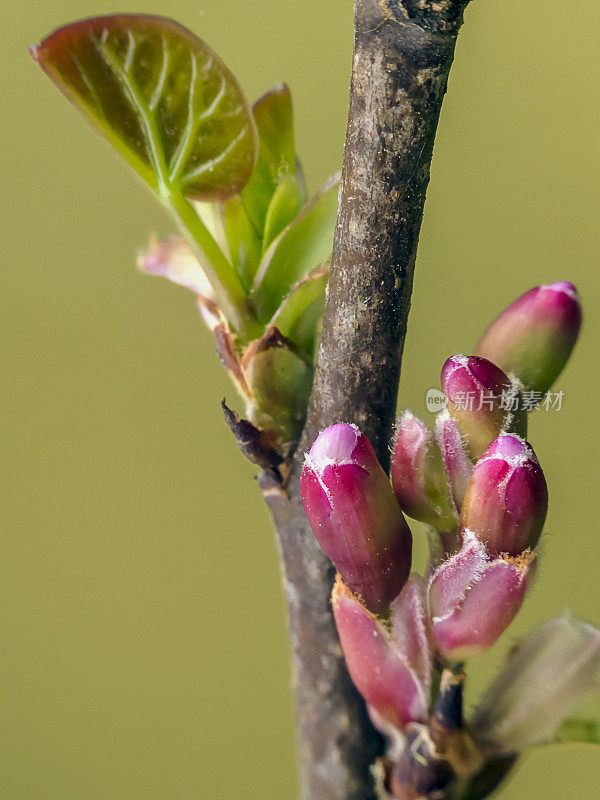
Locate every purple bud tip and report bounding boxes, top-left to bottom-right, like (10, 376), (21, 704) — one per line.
(461, 434), (548, 557)
(440, 355), (524, 460)
(306, 422), (367, 469)
(484, 432), (526, 459)
(546, 280), (578, 298)
(528, 283), (582, 335)
(441, 355), (511, 398)
(301, 424), (412, 613)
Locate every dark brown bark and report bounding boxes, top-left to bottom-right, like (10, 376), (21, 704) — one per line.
(261, 2), (471, 798)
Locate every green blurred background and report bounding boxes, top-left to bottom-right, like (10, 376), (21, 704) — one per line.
(2, 1), (599, 797)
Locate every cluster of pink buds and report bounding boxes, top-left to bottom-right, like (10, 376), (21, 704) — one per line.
(301, 282), (598, 799)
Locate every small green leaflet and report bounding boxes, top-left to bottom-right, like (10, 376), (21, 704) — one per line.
(241, 84), (298, 234)
(262, 175), (304, 254)
(269, 265), (329, 359)
(222, 196), (262, 292)
(32, 15), (258, 201)
(251, 174), (339, 323)
(211, 86), (306, 291)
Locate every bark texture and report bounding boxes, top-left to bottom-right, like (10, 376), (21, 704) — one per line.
(262, 2), (471, 798)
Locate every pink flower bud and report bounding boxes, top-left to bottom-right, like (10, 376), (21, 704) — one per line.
(300, 424), (412, 613)
(461, 434), (548, 557)
(391, 412), (457, 532)
(441, 355), (526, 460)
(475, 281), (582, 394)
(332, 576), (431, 730)
(429, 533), (532, 661)
(434, 409), (473, 512)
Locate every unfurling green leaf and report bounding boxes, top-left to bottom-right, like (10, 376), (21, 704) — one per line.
(34, 18), (334, 434)
(222, 197), (262, 291)
(263, 175), (305, 253)
(251, 175), (339, 323)
(32, 14), (258, 201)
(241, 84), (299, 233)
(204, 85), (306, 294)
(269, 264), (329, 359)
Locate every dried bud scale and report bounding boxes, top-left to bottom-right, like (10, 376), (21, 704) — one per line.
(390, 724), (455, 800)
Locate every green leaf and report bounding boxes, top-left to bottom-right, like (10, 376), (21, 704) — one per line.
(241, 84), (297, 233)
(262, 175), (304, 253)
(471, 614), (600, 752)
(251, 174), (339, 322)
(552, 717), (600, 745)
(32, 14), (258, 201)
(295, 157), (309, 205)
(222, 197), (262, 291)
(269, 264), (329, 359)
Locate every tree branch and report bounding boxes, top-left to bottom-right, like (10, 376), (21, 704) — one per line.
(261, 1), (471, 798)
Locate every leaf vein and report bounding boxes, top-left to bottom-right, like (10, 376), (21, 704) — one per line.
(98, 37), (168, 186)
(181, 126), (248, 184)
(149, 36), (169, 112)
(69, 50), (107, 122)
(198, 75), (227, 121)
(168, 51), (199, 183)
(124, 30), (137, 74)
